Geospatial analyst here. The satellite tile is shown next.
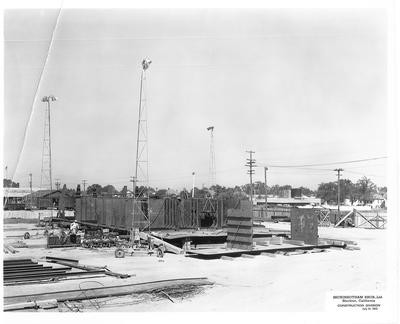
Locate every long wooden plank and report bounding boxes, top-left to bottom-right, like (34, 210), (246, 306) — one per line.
(186, 243), (334, 258)
(4, 266), (52, 273)
(45, 259), (128, 279)
(4, 278), (213, 306)
(139, 232), (183, 255)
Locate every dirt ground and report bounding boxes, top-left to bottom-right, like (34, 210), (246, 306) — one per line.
(3, 221), (387, 312)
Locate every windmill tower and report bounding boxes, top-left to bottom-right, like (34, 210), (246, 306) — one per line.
(132, 59), (152, 236)
(207, 126), (216, 188)
(40, 95), (57, 190)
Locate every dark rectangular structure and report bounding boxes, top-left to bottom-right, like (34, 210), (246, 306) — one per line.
(75, 196), (229, 230)
(226, 200), (253, 250)
(290, 208), (318, 245)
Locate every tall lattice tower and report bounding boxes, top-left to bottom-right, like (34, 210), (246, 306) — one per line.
(40, 95), (57, 190)
(207, 126), (216, 188)
(132, 59), (152, 235)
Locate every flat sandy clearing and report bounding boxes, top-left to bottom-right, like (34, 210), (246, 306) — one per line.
(4, 222), (387, 311)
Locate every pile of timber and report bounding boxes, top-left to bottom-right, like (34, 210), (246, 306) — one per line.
(3, 257), (117, 285)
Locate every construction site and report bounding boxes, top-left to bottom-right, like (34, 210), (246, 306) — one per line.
(2, 7), (395, 318)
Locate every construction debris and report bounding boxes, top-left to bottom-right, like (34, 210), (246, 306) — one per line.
(4, 277), (213, 311)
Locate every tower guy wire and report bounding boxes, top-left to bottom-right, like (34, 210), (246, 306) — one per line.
(9, 6), (62, 191)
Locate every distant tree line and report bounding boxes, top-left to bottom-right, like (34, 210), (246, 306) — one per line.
(3, 179), (19, 188)
(17, 176), (384, 206)
(316, 176), (386, 205)
(80, 182), (315, 201)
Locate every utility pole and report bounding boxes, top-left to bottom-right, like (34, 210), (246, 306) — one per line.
(82, 180), (87, 194)
(40, 95), (57, 191)
(264, 166), (268, 219)
(245, 151), (256, 206)
(191, 172), (196, 198)
(334, 168), (344, 219)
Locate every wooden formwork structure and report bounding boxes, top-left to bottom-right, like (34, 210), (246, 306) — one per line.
(335, 209), (387, 229)
(226, 201), (253, 250)
(252, 206), (291, 221)
(315, 208), (331, 227)
(75, 196), (228, 231)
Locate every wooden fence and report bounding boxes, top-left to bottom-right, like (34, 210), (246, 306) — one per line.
(335, 209), (387, 229)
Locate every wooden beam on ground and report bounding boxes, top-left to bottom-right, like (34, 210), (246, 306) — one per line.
(261, 252), (276, 257)
(345, 245), (361, 251)
(310, 248), (326, 253)
(283, 239), (305, 246)
(330, 246), (346, 250)
(284, 250), (306, 256)
(241, 254), (255, 259)
(4, 277), (213, 307)
(45, 258), (129, 278)
(139, 232), (183, 255)
(4, 299), (58, 311)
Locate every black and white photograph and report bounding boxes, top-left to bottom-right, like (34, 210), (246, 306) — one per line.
(1, 1), (399, 322)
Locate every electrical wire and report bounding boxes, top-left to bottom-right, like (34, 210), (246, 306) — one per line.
(266, 156), (387, 168)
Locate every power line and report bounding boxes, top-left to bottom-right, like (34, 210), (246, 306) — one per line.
(4, 32), (378, 43)
(267, 156), (387, 168)
(345, 170), (385, 178)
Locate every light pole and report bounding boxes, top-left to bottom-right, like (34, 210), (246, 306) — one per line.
(192, 172), (196, 198)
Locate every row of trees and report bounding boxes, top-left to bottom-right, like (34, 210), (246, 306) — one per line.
(316, 176), (386, 205)
(82, 183), (312, 201)
(63, 176), (387, 206)
(3, 179), (19, 188)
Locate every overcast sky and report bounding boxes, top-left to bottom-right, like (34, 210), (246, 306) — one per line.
(4, 8), (388, 190)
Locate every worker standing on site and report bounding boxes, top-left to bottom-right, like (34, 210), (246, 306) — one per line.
(70, 220), (79, 244)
